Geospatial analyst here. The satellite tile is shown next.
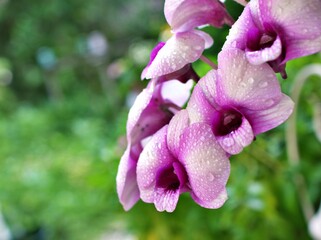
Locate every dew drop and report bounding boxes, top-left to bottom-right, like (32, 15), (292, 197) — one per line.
(223, 138), (234, 147)
(277, 6), (283, 15)
(265, 99), (274, 106)
(208, 173), (214, 182)
(248, 77), (254, 84)
(259, 81), (268, 88)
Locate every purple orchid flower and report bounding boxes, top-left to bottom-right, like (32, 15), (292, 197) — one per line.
(116, 79), (193, 210)
(187, 49), (294, 155)
(223, 0), (321, 78)
(141, 0), (233, 80)
(137, 110), (230, 212)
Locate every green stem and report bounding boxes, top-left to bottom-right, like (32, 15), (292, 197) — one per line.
(200, 55), (217, 70)
(285, 64), (321, 224)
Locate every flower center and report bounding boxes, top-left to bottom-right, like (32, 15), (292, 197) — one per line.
(214, 109), (243, 136)
(156, 162), (187, 191)
(246, 26), (276, 52)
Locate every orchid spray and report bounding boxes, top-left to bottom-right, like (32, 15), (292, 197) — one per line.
(116, 0), (321, 235)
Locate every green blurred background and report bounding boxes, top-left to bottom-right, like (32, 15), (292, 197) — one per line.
(0, 0), (320, 239)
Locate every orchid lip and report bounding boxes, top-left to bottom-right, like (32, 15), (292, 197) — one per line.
(156, 161), (187, 191)
(246, 27), (277, 52)
(213, 108), (243, 136)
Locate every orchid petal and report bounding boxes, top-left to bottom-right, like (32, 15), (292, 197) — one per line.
(284, 36), (321, 64)
(164, 0), (185, 27)
(126, 86), (153, 143)
(260, 0), (321, 40)
(166, 0), (233, 32)
(154, 161), (187, 212)
(197, 69), (218, 106)
(116, 144), (142, 211)
(194, 30), (214, 49)
(141, 42), (165, 80)
(179, 123), (230, 208)
(244, 94), (294, 135)
(127, 85), (172, 145)
(156, 64), (200, 84)
(167, 109), (190, 158)
(223, 6), (256, 51)
(161, 79), (194, 108)
(216, 116), (254, 155)
(137, 126), (177, 205)
(217, 49), (282, 110)
(154, 188), (180, 212)
(259, 0), (321, 63)
(309, 203), (321, 240)
(187, 81), (216, 124)
(191, 188), (228, 209)
(142, 31), (205, 79)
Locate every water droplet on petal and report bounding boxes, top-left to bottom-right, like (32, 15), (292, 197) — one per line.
(277, 6), (283, 15)
(208, 173), (214, 182)
(248, 77), (254, 84)
(223, 138), (234, 147)
(259, 81), (268, 88)
(265, 99), (274, 106)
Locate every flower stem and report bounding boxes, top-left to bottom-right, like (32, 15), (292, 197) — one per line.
(200, 55), (218, 70)
(285, 64), (321, 223)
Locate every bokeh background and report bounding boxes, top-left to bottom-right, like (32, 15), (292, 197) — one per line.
(0, 0), (320, 239)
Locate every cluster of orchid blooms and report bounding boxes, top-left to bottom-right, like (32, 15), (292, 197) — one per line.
(117, 0), (321, 212)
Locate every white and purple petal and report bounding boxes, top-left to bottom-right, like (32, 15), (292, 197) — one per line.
(141, 42), (166, 80)
(216, 116), (254, 155)
(243, 94), (294, 135)
(155, 64), (200, 84)
(116, 143), (143, 211)
(167, 109), (190, 158)
(260, 0), (321, 40)
(191, 188), (228, 209)
(178, 123), (230, 208)
(161, 79), (194, 108)
(217, 49), (282, 110)
(137, 126), (187, 212)
(245, 34), (282, 65)
(187, 80), (216, 124)
(154, 161), (188, 212)
(223, 6), (256, 51)
(127, 84), (172, 145)
(165, 0), (233, 32)
(260, 0), (321, 63)
(141, 31), (207, 80)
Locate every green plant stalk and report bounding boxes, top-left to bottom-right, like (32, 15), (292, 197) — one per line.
(285, 64), (321, 224)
